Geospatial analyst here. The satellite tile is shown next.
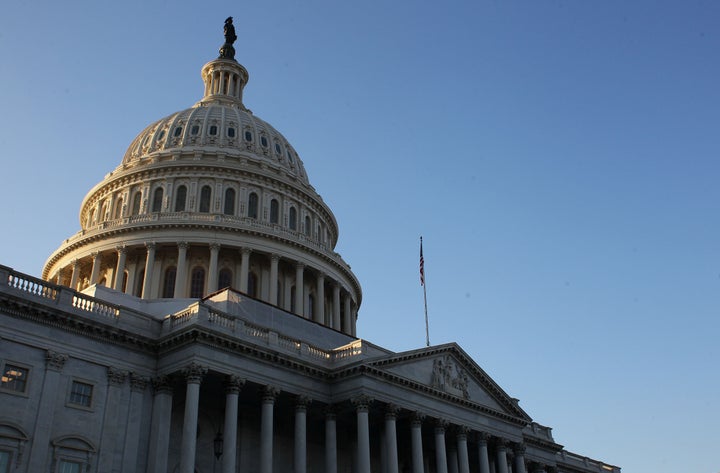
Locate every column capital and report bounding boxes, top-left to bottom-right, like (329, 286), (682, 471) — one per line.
(130, 373), (149, 392)
(241, 247), (252, 256)
(116, 245), (127, 254)
(295, 261), (305, 270)
(152, 375), (173, 394)
(514, 442), (527, 455)
(91, 251), (100, 259)
(45, 350), (68, 371)
(209, 242), (221, 251)
(434, 418), (449, 433)
(71, 259), (80, 268)
(178, 241), (189, 250)
(384, 403), (400, 419)
(182, 362), (207, 384)
(323, 404), (337, 419)
(261, 384), (280, 402)
(224, 375), (245, 394)
(351, 394), (373, 411)
(456, 425), (471, 439)
(145, 241), (156, 250)
(477, 431), (490, 444)
(495, 438), (508, 450)
(107, 367), (128, 386)
(270, 253), (280, 262)
(295, 395), (312, 410)
(411, 411), (426, 426)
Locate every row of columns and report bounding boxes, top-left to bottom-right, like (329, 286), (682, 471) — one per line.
(148, 367), (541, 473)
(56, 242), (359, 335)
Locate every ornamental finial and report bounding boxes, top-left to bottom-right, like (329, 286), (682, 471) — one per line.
(219, 17), (237, 60)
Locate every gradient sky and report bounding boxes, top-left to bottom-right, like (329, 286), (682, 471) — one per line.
(1, 2), (718, 472)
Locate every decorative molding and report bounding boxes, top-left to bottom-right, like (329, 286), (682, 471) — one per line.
(295, 395), (311, 410)
(152, 376), (173, 394)
(224, 375), (245, 394)
(431, 354), (470, 400)
(261, 384), (279, 402)
(130, 373), (149, 392)
(350, 394), (373, 411)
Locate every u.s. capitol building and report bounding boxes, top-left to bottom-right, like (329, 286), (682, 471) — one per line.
(0, 19), (619, 473)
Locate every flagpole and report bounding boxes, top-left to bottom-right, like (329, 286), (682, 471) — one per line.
(420, 236), (430, 347)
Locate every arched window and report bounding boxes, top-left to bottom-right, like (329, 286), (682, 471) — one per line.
(131, 192), (142, 216)
(174, 185), (187, 212)
(270, 199), (279, 224)
(199, 185), (212, 213)
(87, 209), (95, 227)
(248, 192), (258, 219)
(98, 202), (106, 223)
(289, 207), (297, 230)
(307, 294), (314, 319)
(114, 198), (123, 219)
(152, 187), (163, 213)
(218, 268), (233, 290)
(305, 216), (312, 236)
(247, 272), (258, 298)
(190, 267), (205, 298)
(224, 188), (236, 215)
(162, 267), (176, 298)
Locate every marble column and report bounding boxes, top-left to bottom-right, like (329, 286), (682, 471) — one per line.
(457, 428), (470, 473)
(332, 284), (341, 329)
(208, 243), (220, 294)
(240, 248), (251, 293)
(70, 259), (80, 290)
(325, 406), (338, 473)
(295, 262), (305, 317)
(260, 385), (279, 473)
(223, 376), (244, 473)
(179, 363), (207, 473)
(27, 351), (68, 473)
(269, 254), (279, 305)
(513, 443), (527, 473)
(98, 367), (128, 472)
(385, 404), (399, 473)
(315, 272), (325, 323)
(147, 376), (173, 473)
(121, 374), (148, 472)
(141, 242), (156, 299)
(174, 242), (188, 297)
(294, 396), (310, 473)
(90, 252), (102, 285)
(434, 420), (449, 473)
(410, 412), (425, 473)
(343, 294), (352, 334)
(496, 440), (509, 473)
(114, 246), (127, 291)
(477, 432), (491, 473)
(352, 395), (373, 473)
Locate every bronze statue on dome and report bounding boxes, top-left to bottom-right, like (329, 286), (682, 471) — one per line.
(219, 17), (237, 60)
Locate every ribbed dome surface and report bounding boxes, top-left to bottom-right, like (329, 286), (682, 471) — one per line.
(122, 104), (309, 185)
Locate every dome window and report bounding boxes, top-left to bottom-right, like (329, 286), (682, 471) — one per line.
(219, 268), (233, 290)
(289, 207), (297, 231)
(244, 131), (253, 142)
(224, 188), (236, 215)
(191, 125), (200, 135)
(174, 185), (187, 212)
(227, 127), (236, 138)
(270, 199), (279, 224)
(247, 192), (259, 219)
(304, 216), (312, 237)
(190, 267), (205, 298)
(173, 127), (183, 137)
(162, 267), (176, 298)
(151, 188), (164, 213)
(287, 150), (294, 163)
(199, 186), (212, 213)
(274, 143), (281, 154)
(158, 130), (165, 140)
(209, 125), (218, 136)
(261, 136), (268, 148)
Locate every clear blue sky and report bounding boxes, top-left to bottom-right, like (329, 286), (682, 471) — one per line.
(1, 2), (718, 472)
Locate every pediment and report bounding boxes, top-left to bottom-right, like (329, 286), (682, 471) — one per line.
(368, 344), (529, 420)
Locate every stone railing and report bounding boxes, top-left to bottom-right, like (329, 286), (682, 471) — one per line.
(0, 265), (159, 335)
(162, 301), (365, 365)
(558, 450), (621, 473)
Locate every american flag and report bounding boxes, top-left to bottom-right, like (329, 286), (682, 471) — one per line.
(420, 238), (425, 286)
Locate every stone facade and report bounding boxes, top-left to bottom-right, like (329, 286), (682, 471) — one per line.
(0, 22), (618, 473)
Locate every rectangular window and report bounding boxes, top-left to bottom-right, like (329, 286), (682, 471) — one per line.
(69, 381), (93, 407)
(0, 451), (11, 473)
(58, 460), (82, 473)
(1, 364), (28, 393)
